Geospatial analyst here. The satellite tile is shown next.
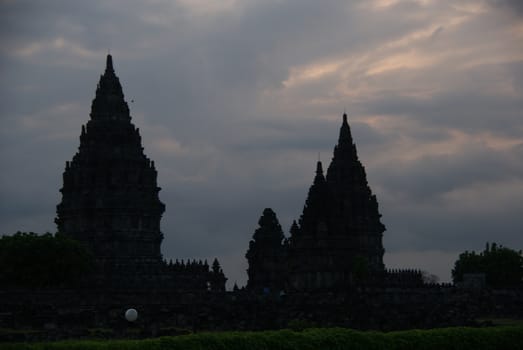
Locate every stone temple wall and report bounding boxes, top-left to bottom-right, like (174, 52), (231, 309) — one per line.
(1, 286), (522, 341)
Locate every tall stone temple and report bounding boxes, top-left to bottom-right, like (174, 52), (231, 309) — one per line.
(55, 55), (226, 290)
(247, 113), (388, 291)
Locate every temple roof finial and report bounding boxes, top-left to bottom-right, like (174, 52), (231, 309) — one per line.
(338, 111), (352, 144)
(106, 54), (114, 73)
(316, 160), (323, 176)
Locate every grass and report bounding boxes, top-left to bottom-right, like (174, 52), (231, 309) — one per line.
(476, 318), (523, 327)
(1, 325), (522, 350)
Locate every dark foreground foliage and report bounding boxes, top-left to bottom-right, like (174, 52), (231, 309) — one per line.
(0, 232), (93, 287)
(2, 326), (523, 350)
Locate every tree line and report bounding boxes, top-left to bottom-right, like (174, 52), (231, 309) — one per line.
(0, 231), (521, 288)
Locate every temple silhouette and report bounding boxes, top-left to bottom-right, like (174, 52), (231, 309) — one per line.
(247, 114), (385, 290)
(55, 55), (226, 291)
(247, 113), (387, 292)
(56, 54), (417, 291)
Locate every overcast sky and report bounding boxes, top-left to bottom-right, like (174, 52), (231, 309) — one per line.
(1, 0), (522, 287)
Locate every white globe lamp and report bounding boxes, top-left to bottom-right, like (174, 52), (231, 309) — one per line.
(125, 308), (138, 322)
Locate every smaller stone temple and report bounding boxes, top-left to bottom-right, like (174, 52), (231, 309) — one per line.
(55, 55), (226, 290)
(288, 113), (386, 290)
(245, 208), (287, 292)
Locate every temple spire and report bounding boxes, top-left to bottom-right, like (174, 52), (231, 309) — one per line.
(90, 54), (130, 122)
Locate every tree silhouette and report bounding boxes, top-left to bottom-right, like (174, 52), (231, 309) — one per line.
(0, 232), (94, 287)
(452, 242), (523, 288)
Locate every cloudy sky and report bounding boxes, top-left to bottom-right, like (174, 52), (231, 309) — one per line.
(1, 0), (522, 287)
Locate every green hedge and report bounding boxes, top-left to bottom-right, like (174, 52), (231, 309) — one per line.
(2, 326), (523, 350)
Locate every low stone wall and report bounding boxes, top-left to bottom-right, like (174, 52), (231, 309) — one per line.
(0, 286), (522, 341)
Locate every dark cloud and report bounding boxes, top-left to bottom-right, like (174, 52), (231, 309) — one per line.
(376, 146), (523, 201)
(488, 0), (523, 15)
(360, 89), (523, 137)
